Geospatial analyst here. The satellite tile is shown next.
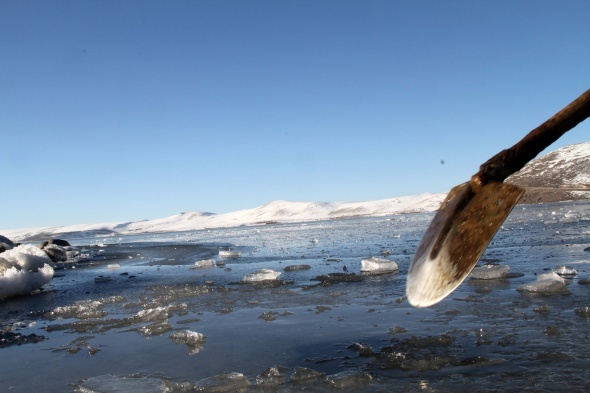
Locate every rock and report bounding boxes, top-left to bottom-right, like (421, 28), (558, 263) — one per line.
(0, 235), (15, 253)
(42, 244), (68, 262)
(40, 238), (71, 248)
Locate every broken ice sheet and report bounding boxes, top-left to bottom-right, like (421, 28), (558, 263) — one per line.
(169, 330), (206, 355)
(517, 272), (569, 294)
(470, 265), (510, 280)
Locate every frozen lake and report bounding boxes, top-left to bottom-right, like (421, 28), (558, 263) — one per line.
(2, 201), (590, 392)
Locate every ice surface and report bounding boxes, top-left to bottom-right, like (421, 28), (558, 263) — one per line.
(360, 256), (398, 274)
(77, 374), (166, 393)
(470, 265), (510, 280)
(0, 245), (54, 299)
(517, 272), (569, 294)
(169, 330), (206, 355)
(193, 259), (216, 268)
(242, 269), (281, 282)
(552, 265), (578, 277)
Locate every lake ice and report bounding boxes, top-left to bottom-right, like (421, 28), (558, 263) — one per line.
(1, 201), (590, 392)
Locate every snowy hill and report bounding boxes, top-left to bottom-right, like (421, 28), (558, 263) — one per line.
(2, 194), (445, 242)
(506, 141), (590, 203)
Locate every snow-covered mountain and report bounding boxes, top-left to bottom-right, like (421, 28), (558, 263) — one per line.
(2, 194), (445, 242)
(506, 141), (590, 203)
(3, 142), (588, 242)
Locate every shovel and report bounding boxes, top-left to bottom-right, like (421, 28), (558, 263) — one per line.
(406, 88), (590, 307)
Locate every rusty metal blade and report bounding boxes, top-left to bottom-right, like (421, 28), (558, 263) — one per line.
(406, 181), (524, 307)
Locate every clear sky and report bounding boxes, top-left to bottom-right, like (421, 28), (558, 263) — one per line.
(1, 1), (589, 230)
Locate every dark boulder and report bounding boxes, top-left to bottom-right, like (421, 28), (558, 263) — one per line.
(0, 235), (15, 254)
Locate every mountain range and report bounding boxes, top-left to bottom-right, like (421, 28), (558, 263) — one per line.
(2, 142), (588, 242)
(506, 141), (590, 203)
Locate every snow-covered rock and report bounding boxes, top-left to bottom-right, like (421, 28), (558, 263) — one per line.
(0, 244), (55, 299)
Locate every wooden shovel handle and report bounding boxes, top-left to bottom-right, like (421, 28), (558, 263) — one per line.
(475, 88), (590, 185)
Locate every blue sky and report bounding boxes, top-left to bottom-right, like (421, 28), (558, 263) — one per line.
(1, 1), (589, 230)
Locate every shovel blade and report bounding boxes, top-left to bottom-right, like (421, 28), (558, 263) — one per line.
(406, 181), (524, 307)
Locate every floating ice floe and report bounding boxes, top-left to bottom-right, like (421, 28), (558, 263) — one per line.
(552, 265), (578, 277)
(77, 374), (166, 393)
(242, 269), (281, 282)
(219, 250), (241, 258)
(169, 330), (206, 355)
(517, 272), (569, 294)
(107, 263), (121, 270)
(470, 265), (510, 280)
(0, 244), (55, 299)
(193, 259), (216, 268)
(360, 257), (398, 274)
(195, 372), (250, 392)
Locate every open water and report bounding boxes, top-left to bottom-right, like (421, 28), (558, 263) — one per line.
(1, 201), (590, 392)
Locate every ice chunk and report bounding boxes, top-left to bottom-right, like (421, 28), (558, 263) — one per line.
(137, 322), (172, 337)
(552, 265), (578, 277)
(46, 300), (107, 320)
(0, 245), (54, 299)
(77, 374), (166, 393)
(256, 365), (288, 387)
(517, 272), (569, 294)
(360, 257), (398, 274)
(169, 330), (206, 355)
(242, 269), (281, 282)
(470, 265), (510, 280)
(291, 367), (326, 383)
(195, 372), (249, 392)
(324, 370), (372, 389)
(219, 250), (241, 258)
(107, 264), (120, 270)
(193, 259), (216, 268)
(284, 264), (311, 272)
